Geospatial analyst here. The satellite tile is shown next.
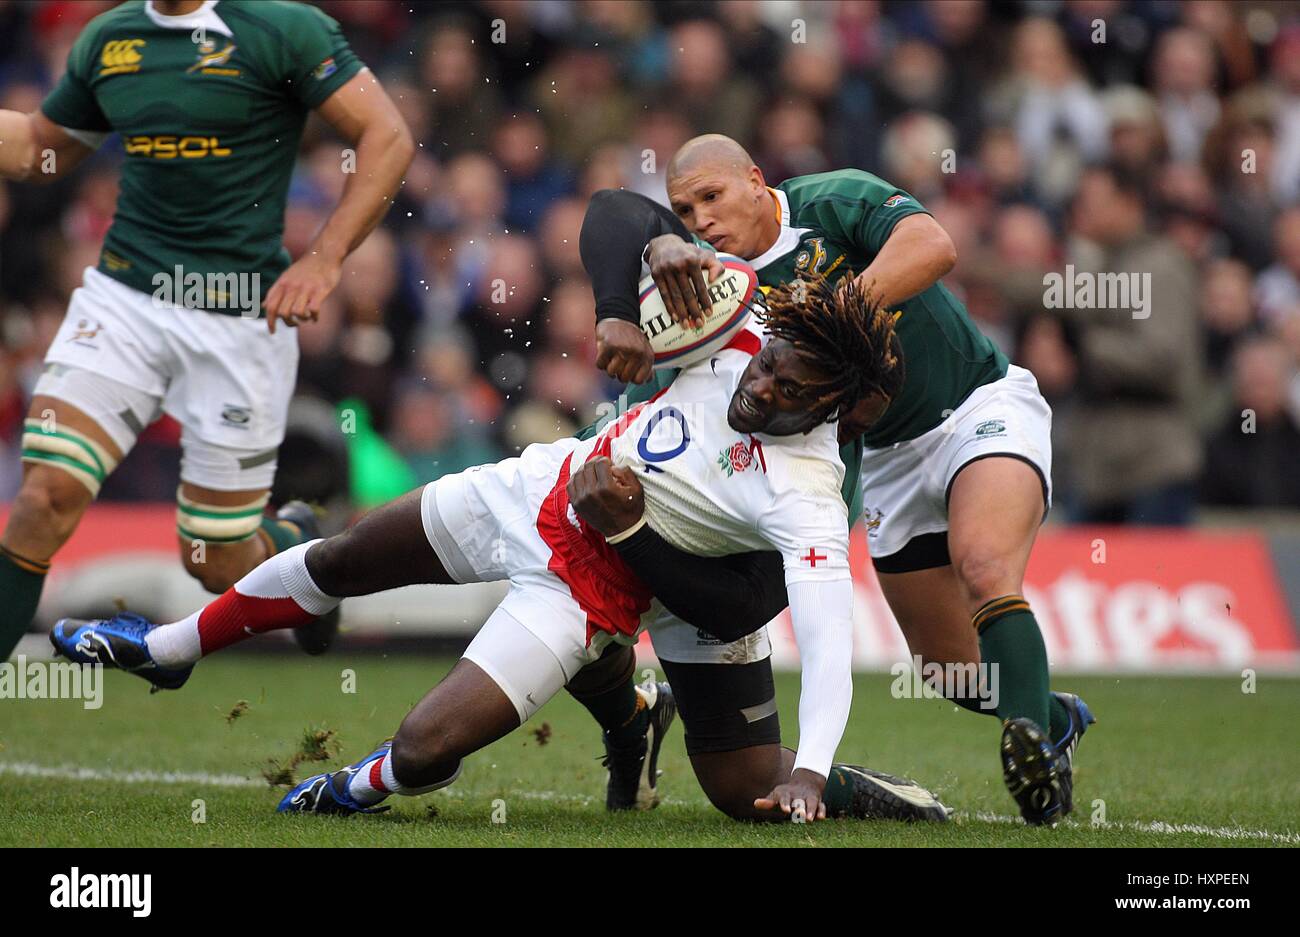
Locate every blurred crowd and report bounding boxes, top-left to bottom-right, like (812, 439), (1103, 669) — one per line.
(2, 0), (1300, 523)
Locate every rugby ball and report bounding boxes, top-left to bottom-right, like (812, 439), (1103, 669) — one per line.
(638, 253), (761, 370)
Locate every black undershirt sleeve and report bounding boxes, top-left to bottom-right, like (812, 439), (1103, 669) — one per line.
(579, 188), (692, 325)
(610, 525), (789, 642)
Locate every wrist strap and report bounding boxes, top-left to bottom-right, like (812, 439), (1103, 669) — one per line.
(605, 515), (648, 545)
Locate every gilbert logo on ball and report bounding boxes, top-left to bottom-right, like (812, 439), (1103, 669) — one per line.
(638, 254), (761, 370)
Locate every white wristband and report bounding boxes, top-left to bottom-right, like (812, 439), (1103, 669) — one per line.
(605, 515), (648, 545)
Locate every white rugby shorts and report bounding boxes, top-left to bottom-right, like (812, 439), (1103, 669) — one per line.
(37, 266), (298, 491)
(859, 365), (1053, 563)
(420, 442), (774, 721)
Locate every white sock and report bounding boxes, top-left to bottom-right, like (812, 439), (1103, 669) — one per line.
(144, 610), (202, 669)
(346, 750), (399, 806)
(345, 750), (462, 806)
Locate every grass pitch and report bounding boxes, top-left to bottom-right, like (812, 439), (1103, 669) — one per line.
(1, 653), (1297, 847)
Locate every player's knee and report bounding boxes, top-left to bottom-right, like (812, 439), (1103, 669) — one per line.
(709, 792), (764, 822)
(10, 471), (87, 542)
(175, 491), (270, 592)
(180, 542), (247, 594)
(392, 713), (463, 786)
(701, 777), (769, 822)
(304, 533), (359, 596)
(566, 643), (635, 700)
(692, 752), (784, 823)
(954, 552), (1019, 606)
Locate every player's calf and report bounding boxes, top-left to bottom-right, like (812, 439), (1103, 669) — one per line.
(181, 538), (263, 594)
(390, 720), (468, 791)
(51, 542), (335, 682)
(304, 488), (449, 596)
(390, 658), (522, 788)
(175, 488), (283, 593)
(566, 645), (676, 811)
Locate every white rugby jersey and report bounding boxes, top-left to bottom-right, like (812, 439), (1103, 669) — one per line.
(587, 322), (851, 581)
(530, 320), (854, 778)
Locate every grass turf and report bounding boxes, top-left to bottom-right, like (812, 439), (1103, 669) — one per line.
(1, 653), (1296, 847)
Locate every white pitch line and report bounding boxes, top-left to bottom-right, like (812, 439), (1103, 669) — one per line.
(965, 810), (1300, 845)
(0, 760), (693, 806)
(3, 761), (1295, 843)
(0, 761), (264, 789)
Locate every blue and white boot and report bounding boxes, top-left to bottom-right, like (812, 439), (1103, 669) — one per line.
(1050, 691), (1097, 818)
(277, 742), (394, 816)
(49, 613), (193, 691)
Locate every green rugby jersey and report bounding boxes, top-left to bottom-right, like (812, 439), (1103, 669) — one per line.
(40, 0), (364, 314)
(749, 169), (1008, 448)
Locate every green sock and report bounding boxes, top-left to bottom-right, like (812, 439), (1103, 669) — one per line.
(0, 546), (50, 661)
(573, 673), (648, 748)
(258, 516), (307, 555)
(950, 693), (992, 717)
(957, 664), (1069, 742)
(944, 623), (1070, 743)
(823, 763), (855, 817)
(974, 595), (1050, 731)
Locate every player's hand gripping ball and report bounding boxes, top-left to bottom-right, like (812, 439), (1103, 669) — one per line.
(638, 250), (761, 372)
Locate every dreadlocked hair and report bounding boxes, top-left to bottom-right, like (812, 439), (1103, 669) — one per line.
(755, 272), (905, 426)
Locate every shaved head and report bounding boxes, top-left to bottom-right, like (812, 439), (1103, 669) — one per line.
(666, 134), (755, 185)
(665, 135), (777, 259)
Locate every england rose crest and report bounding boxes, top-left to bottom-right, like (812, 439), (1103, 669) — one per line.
(717, 438), (764, 476)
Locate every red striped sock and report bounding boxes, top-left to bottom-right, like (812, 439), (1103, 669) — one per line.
(196, 541), (336, 656)
(345, 748), (464, 806)
(345, 751), (397, 806)
(195, 589), (321, 655)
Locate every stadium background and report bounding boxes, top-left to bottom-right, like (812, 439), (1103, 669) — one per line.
(1, 0), (1298, 673)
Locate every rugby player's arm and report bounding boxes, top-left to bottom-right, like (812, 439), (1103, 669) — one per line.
(264, 71), (414, 330)
(611, 528), (789, 638)
(581, 188), (712, 383)
(754, 493), (855, 817)
(566, 455), (789, 634)
(753, 574), (854, 820)
(310, 71), (414, 260)
(855, 213), (956, 308)
(581, 188), (693, 326)
(783, 575), (854, 781)
(0, 111), (96, 184)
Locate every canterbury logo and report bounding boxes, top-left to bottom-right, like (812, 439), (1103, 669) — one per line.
(124, 135), (232, 159)
(99, 39), (145, 75)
